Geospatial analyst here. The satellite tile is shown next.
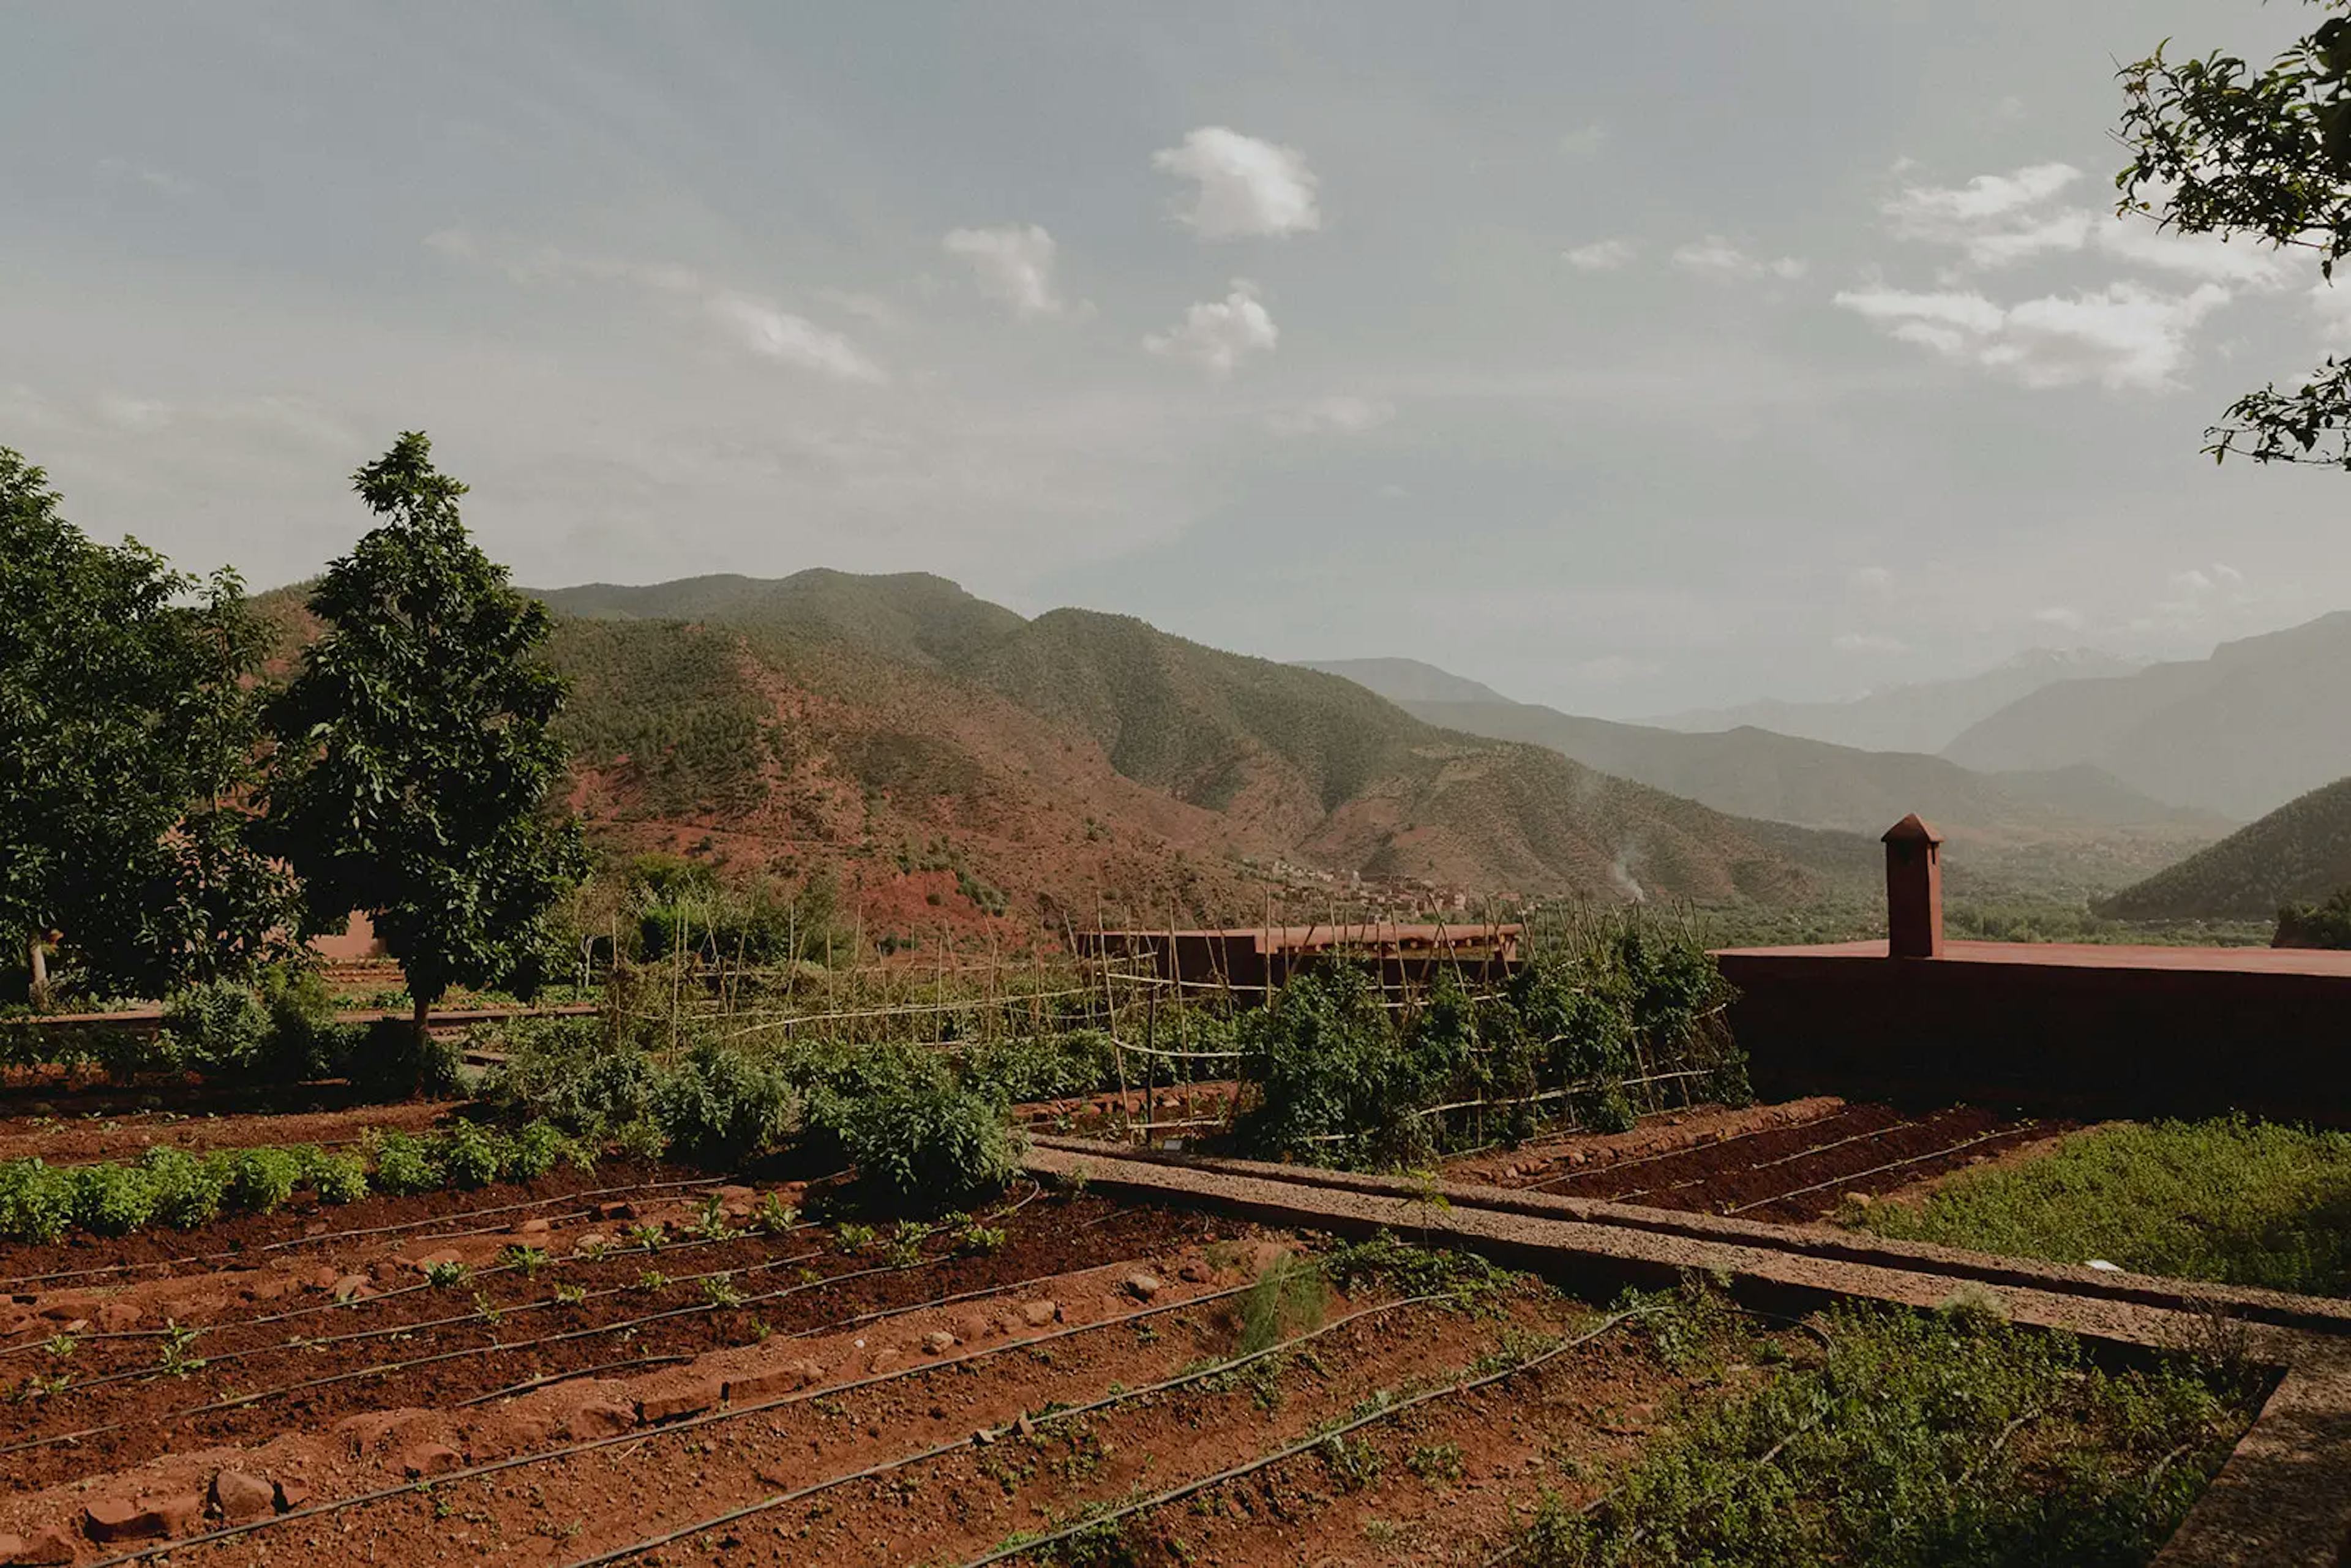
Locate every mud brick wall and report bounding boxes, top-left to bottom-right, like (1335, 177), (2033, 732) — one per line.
(1717, 950), (2351, 1127)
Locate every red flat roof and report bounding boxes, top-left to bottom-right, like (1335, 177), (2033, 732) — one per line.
(1711, 939), (2351, 978)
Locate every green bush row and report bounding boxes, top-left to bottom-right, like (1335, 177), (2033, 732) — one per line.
(1237, 910), (1749, 1169)
(0, 1120), (590, 1244)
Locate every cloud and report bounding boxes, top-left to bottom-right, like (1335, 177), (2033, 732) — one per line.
(1671, 236), (1807, 282)
(1847, 566), (1894, 594)
(2148, 561), (2253, 626)
(2311, 280), (2351, 341)
(97, 156), (199, 200)
(705, 294), (887, 382)
(1144, 281), (1278, 375)
(1562, 238), (1637, 272)
(2033, 606), (2086, 631)
(426, 229), (884, 383)
(1153, 127), (1321, 239)
(1831, 631), (1908, 655)
(1834, 281), (2230, 391)
(1558, 124), (1609, 160)
(942, 223), (1064, 317)
(1878, 160), (2289, 283)
(1267, 394), (1395, 434)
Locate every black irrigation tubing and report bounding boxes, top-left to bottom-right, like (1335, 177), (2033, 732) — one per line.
(1600, 1114), (1937, 1206)
(452, 1352), (695, 1407)
(77, 1268), (1279, 1568)
(2, 1184), (1044, 1455)
(1722, 1122), (2045, 1216)
(2, 1211), (828, 1370)
(948, 1301), (1669, 1568)
(0, 1173), (729, 1291)
(560, 1289), (1459, 1568)
(1520, 1105), (1865, 1192)
(37, 1241), (833, 1400)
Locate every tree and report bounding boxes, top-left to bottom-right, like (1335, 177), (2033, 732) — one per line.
(265, 433), (587, 1045)
(0, 448), (295, 1002)
(2119, 3), (2351, 465)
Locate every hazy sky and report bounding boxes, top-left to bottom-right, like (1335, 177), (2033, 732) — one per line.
(7, 2), (2348, 718)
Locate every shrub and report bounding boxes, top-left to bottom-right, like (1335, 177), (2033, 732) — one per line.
(141, 1147), (230, 1229)
(2276, 889), (2351, 950)
(348, 1018), (464, 1101)
(482, 1021), (655, 1133)
(437, 1120), (508, 1188)
(368, 1130), (443, 1195)
(159, 980), (271, 1078)
(223, 1145), (304, 1214)
(1236, 966), (1440, 1169)
(301, 1146), (371, 1205)
(651, 1040), (801, 1165)
(69, 1162), (158, 1235)
(0, 1160), (74, 1244)
(819, 1058), (1024, 1206)
(504, 1119), (583, 1180)
(260, 965), (355, 1080)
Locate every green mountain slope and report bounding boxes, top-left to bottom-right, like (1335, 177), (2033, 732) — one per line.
(2095, 776), (2351, 920)
(531, 571), (1851, 909)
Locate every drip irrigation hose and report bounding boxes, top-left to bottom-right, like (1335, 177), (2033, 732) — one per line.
(0, 1173), (728, 1292)
(1518, 1104), (1862, 1192)
(1722, 1122), (2044, 1216)
(1604, 1114), (1935, 1204)
(557, 1289), (1462, 1568)
(2, 1183), (1043, 1454)
(76, 1267), (1280, 1568)
(942, 1300), (1667, 1568)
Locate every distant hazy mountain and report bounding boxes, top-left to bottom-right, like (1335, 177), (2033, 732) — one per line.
(1399, 699), (2219, 841)
(2097, 775), (2351, 920)
(1295, 657), (1513, 705)
(1943, 612), (2351, 822)
(1648, 648), (2139, 756)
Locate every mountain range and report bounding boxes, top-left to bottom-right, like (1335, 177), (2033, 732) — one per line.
(525, 572), (1879, 926)
(1646, 648), (2142, 755)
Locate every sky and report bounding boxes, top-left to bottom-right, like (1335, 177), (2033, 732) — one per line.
(6, 1), (2349, 719)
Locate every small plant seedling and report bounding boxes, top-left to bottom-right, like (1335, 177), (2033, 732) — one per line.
(636, 1269), (670, 1292)
(756, 1193), (800, 1234)
(157, 1320), (208, 1378)
(958, 1223), (1008, 1256)
(471, 1289), (503, 1325)
(833, 1223), (877, 1256)
(625, 1223), (667, 1251)
(701, 1272), (745, 1310)
(886, 1221), (928, 1268)
(691, 1194), (736, 1241)
(552, 1283), (587, 1307)
(424, 1260), (472, 1290)
(500, 1244), (552, 1277)
(42, 1332), (76, 1360)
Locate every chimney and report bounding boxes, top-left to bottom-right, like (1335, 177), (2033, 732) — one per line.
(1881, 814), (1944, 958)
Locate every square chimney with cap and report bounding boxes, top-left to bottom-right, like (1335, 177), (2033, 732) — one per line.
(1881, 813), (1944, 958)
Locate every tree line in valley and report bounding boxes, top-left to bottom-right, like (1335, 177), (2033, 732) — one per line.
(1, 433), (585, 1034)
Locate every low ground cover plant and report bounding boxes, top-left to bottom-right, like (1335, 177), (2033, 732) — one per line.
(1512, 1294), (2258, 1568)
(1853, 1116), (2351, 1297)
(0, 1119), (590, 1243)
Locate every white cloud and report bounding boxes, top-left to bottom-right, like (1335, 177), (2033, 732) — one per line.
(1834, 281), (2229, 391)
(426, 229), (884, 383)
(1559, 124), (1609, 160)
(1884, 162), (2082, 235)
(1831, 632), (1908, 655)
(1267, 394), (1395, 435)
(1847, 565), (1894, 594)
(943, 223), (1064, 317)
(1152, 127), (1321, 239)
(2309, 280), (2351, 341)
(1562, 238), (1637, 272)
(1144, 281), (1278, 375)
(2032, 606), (2086, 631)
(1671, 236), (1807, 282)
(2094, 220), (2287, 286)
(705, 294), (887, 383)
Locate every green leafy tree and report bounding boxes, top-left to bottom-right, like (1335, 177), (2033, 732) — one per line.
(2120, 4), (2351, 464)
(0, 448), (294, 1001)
(265, 433), (587, 1043)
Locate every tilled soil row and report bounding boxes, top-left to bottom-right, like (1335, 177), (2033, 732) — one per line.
(0, 1164), (724, 1292)
(0, 1101), (450, 1170)
(2, 1194), (1233, 1491)
(100, 1279), (1671, 1568)
(10, 1232), (1295, 1564)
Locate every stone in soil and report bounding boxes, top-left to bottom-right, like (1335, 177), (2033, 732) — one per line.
(211, 1468), (277, 1525)
(83, 1493), (201, 1542)
(1122, 1273), (1163, 1302)
(400, 1442), (463, 1479)
(724, 1359), (823, 1403)
(922, 1330), (956, 1354)
(9, 1525), (78, 1565)
(568, 1400), (637, 1440)
(636, 1378), (724, 1424)
(1021, 1300), (1060, 1327)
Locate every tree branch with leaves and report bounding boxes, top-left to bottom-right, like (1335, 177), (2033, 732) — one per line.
(2120, 1), (2351, 465)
